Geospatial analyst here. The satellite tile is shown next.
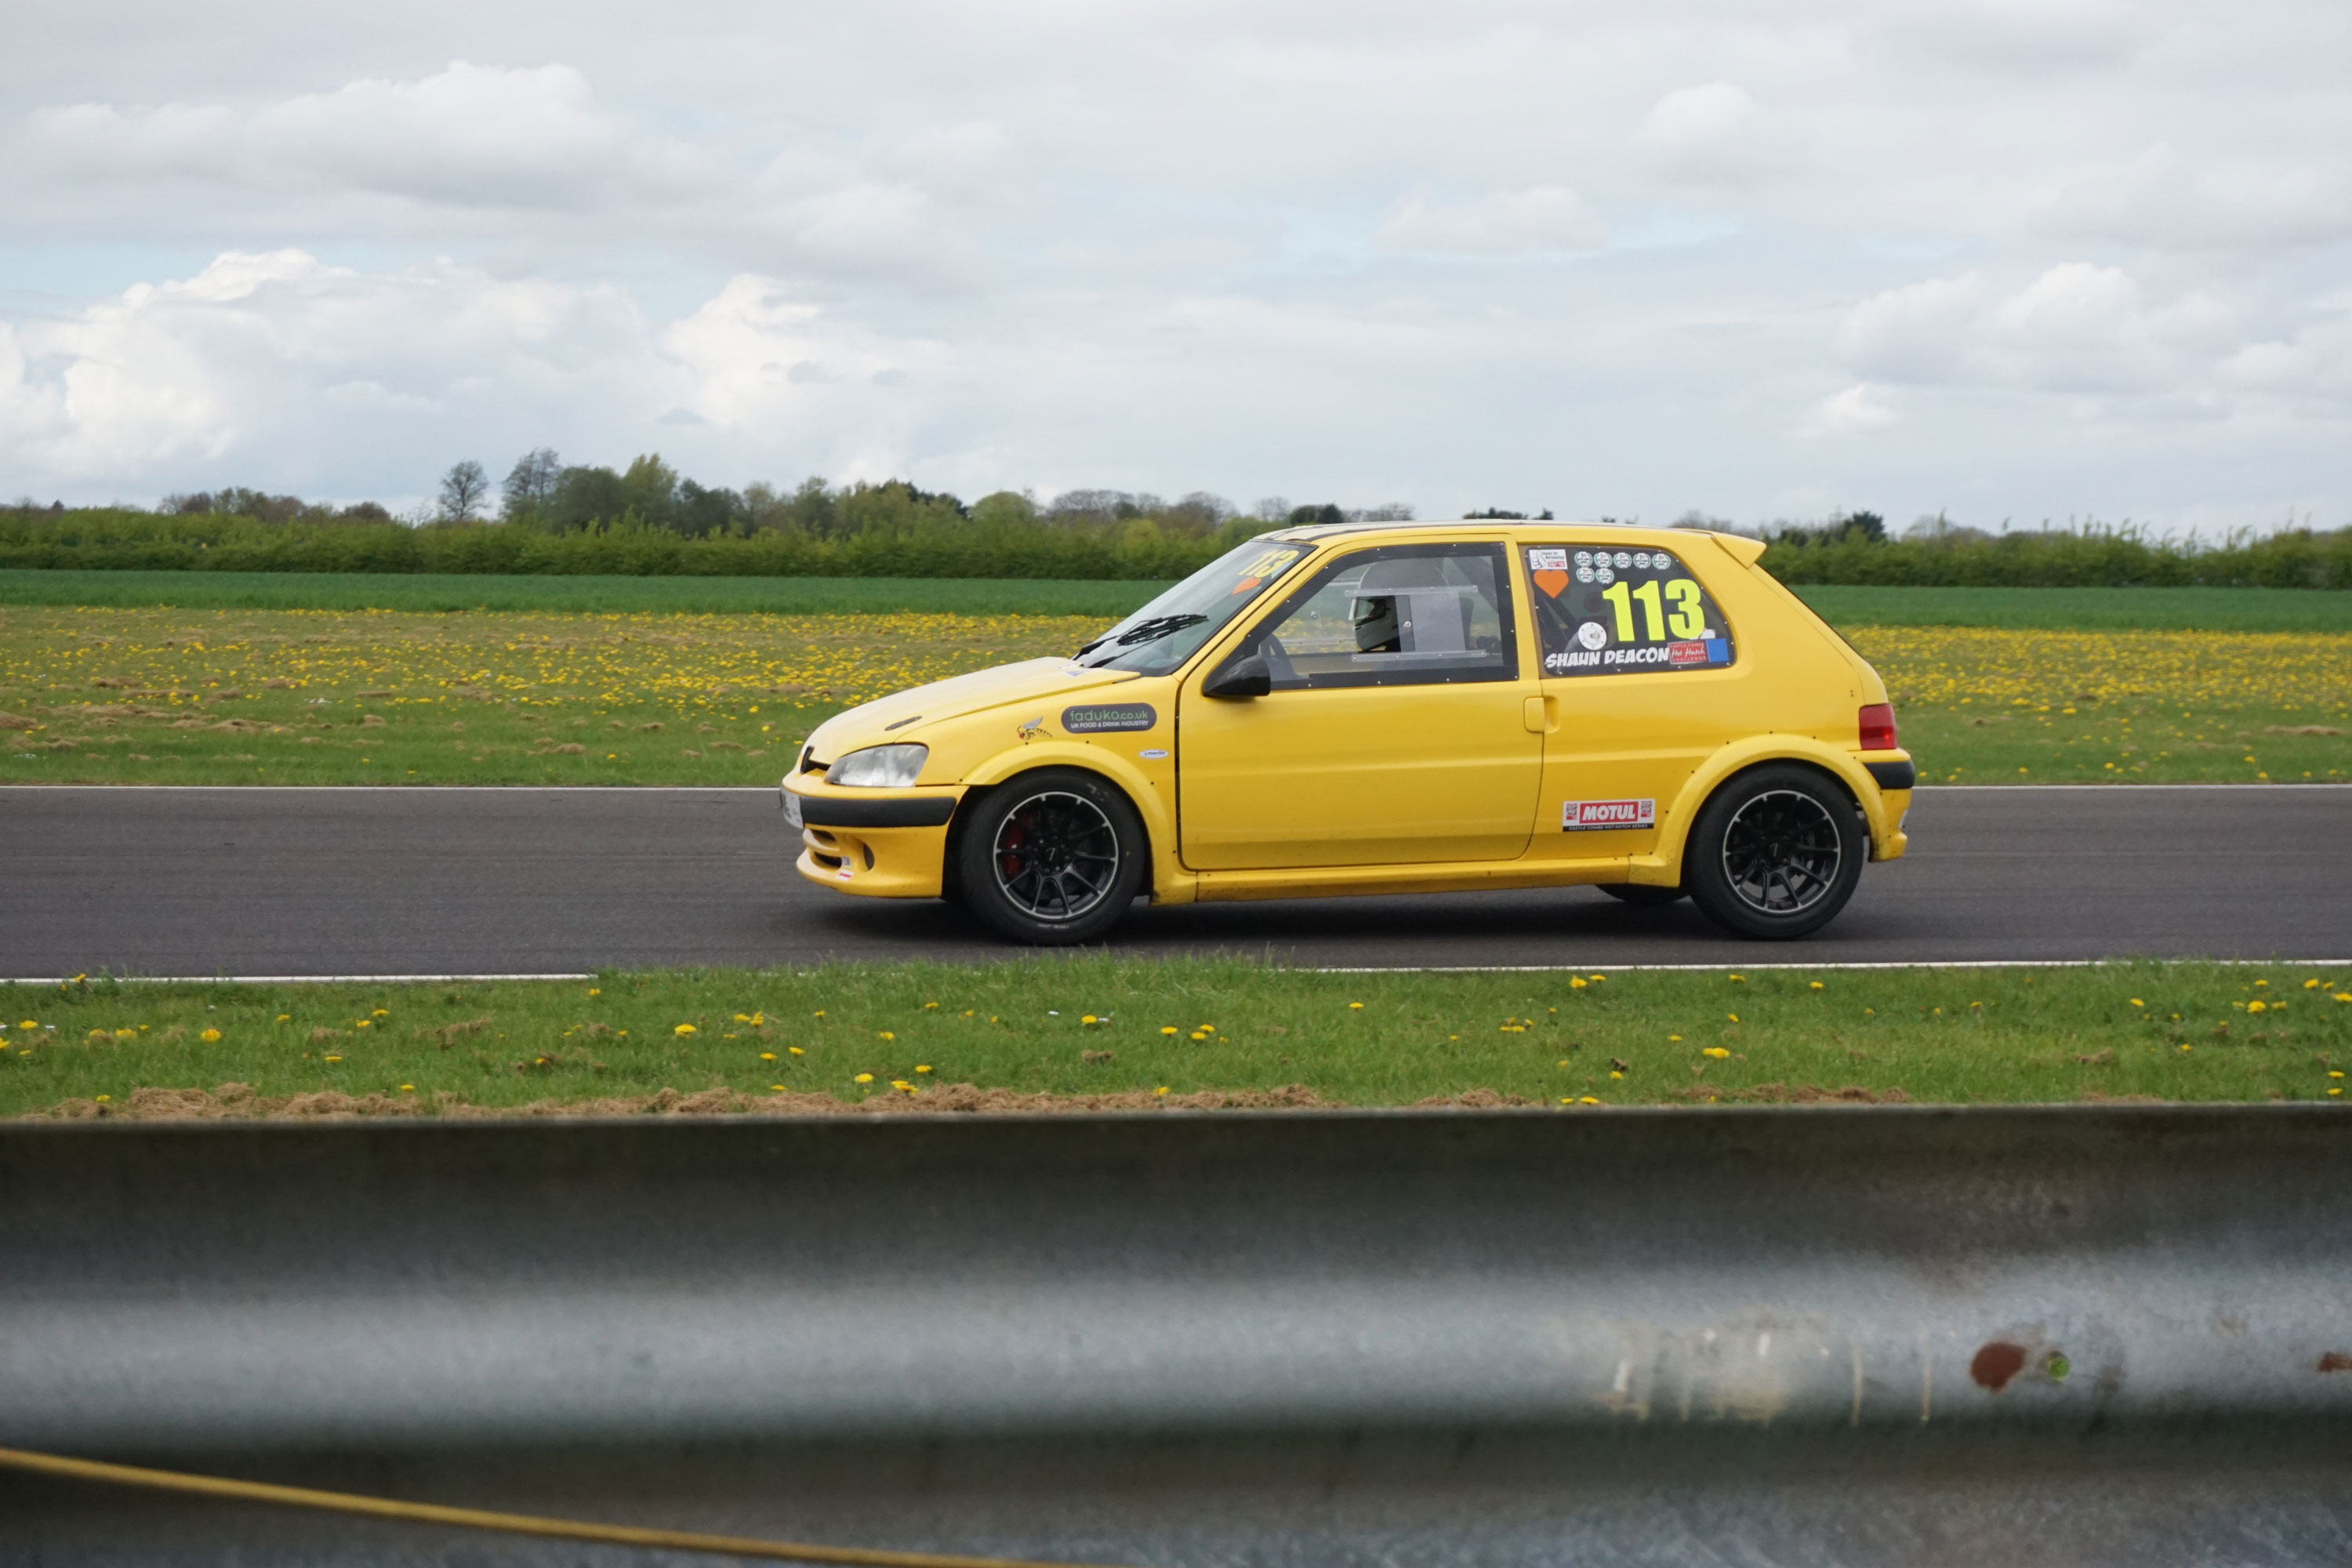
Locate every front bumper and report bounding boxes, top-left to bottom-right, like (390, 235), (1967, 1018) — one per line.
(783, 779), (963, 898)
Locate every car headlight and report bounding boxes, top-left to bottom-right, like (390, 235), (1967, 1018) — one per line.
(828, 743), (927, 788)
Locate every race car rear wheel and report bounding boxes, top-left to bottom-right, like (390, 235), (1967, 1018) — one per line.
(956, 768), (1148, 945)
(1684, 764), (1864, 940)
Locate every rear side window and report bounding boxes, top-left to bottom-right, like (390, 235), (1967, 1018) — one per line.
(1524, 543), (1737, 677)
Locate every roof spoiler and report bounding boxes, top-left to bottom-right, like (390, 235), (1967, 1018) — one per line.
(1706, 531), (1768, 568)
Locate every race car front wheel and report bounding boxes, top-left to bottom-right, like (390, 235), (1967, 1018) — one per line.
(955, 768), (1148, 945)
(1685, 764), (1865, 940)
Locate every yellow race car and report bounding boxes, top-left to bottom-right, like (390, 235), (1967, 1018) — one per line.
(782, 520), (1913, 943)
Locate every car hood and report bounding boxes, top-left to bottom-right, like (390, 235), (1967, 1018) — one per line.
(804, 658), (1144, 763)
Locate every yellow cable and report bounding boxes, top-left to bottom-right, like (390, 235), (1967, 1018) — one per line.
(0, 1445), (1126, 1568)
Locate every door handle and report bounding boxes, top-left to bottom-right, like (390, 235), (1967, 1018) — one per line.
(1523, 695), (1558, 735)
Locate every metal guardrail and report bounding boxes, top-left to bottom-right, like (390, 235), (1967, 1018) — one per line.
(5, 1107), (2352, 1565)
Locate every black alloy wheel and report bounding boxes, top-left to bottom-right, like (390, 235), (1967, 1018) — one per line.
(1684, 764), (1866, 939)
(955, 768), (1148, 944)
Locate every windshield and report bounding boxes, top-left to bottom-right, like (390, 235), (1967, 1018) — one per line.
(1073, 538), (1308, 673)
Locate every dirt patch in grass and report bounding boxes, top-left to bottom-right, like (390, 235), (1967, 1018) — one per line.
(27, 1080), (1356, 1121)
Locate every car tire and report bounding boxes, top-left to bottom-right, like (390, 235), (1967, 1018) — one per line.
(955, 768), (1149, 946)
(1683, 764), (1866, 940)
(1598, 883), (1687, 908)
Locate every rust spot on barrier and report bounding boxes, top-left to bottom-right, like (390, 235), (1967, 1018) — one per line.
(2318, 1352), (2352, 1373)
(1971, 1342), (2028, 1392)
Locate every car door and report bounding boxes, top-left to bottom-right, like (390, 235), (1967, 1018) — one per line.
(1177, 539), (1544, 869)
(1521, 539), (1747, 855)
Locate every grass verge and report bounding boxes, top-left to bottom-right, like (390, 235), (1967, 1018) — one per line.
(1791, 585), (2352, 633)
(6, 960), (2350, 1119)
(0, 570), (1170, 619)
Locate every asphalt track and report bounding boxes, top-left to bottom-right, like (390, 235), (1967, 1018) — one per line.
(2, 785), (2346, 978)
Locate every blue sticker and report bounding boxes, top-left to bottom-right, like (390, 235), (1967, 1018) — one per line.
(1062, 702), (1158, 735)
(1704, 638), (1730, 664)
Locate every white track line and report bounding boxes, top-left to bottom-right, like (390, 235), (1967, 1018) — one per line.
(3, 974), (597, 985)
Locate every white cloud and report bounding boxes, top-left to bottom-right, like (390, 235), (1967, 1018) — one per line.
(1835, 263), (2242, 397)
(1639, 83), (1798, 183)
(1376, 187), (1605, 256)
(1807, 383), (1902, 436)
(18, 62), (702, 210)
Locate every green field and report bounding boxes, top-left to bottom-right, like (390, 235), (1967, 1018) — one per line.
(1790, 584), (2352, 633)
(0, 570), (1169, 619)
(8, 960), (2348, 1119)
(7, 570), (2351, 632)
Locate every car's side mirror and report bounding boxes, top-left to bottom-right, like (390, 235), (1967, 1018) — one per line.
(1203, 655), (1271, 699)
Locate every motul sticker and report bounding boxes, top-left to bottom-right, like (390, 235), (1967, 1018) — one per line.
(1563, 798), (1656, 831)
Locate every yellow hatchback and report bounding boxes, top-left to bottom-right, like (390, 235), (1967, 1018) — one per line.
(782, 521), (1913, 943)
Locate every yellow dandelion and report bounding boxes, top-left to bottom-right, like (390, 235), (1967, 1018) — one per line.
(675, 1023), (697, 1036)
(1809, 982), (1824, 990)
(1702, 1046), (1730, 1059)
(1155, 1086), (1171, 1096)
(915, 1065), (931, 1074)
(760, 1051), (776, 1062)
(1161, 1025), (1179, 1036)
(398, 1083), (415, 1093)
(2249, 1000), (2267, 1014)
(854, 1073), (873, 1084)
(1082, 1015), (1098, 1025)
(1580, 1096), (1601, 1105)
(1570, 977), (1587, 990)
(771, 1083), (786, 1092)
(276, 1013), (291, 1022)
(324, 1054), (342, 1062)
(879, 1030), (895, 1041)
(1668, 1034), (1682, 1042)
(1349, 1002), (1363, 1011)
(200, 1027), (221, 1043)
(95, 1094), (110, 1104)
(1727, 1013), (1740, 1022)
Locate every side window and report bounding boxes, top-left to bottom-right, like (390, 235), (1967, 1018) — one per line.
(1525, 543), (1737, 677)
(1220, 543), (1519, 691)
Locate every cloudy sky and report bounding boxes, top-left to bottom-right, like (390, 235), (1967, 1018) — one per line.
(2, 0), (2346, 529)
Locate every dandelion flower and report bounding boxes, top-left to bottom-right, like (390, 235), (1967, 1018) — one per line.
(324, 1054), (343, 1063)
(2331, 1071), (2343, 1080)
(1155, 1086), (1171, 1097)
(1082, 1015), (1098, 1025)
(276, 1013), (291, 1022)
(1349, 1002), (1363, 1011)
(2130, 999), (2144, 1007)
(589, 989), (601, 997)
(854, 1073), (873, 1084)
(1161, 1025), (1179, 1036)
(734, 1014), (752, 1023)
(789, 1046), (804, 1055)
(1579, 1096), (1600, 1105)
(915, 1065), (931, 1074)
(200, 1028), (221, 1043)
(372, 1009), (388, 1018)
(879, 1030), (895, 1041)
(771, 1083), (786, 1092)
(1809, 982), (1824, 990)
(398, 1084), (415, 1093)
(2180, 1044), (2193, 1053)
(2249, 1000), (2267, 1014)
(1668, 1034), (1682, 1042)
(1728, 975), (1745, 983)
(760, 1051), (776, 1062)
(1570, 978), (1587, 990)
(1610, 1071), (1624, 1080)
(1727, 1013), (1740, 1023)
(95, 1094), (110, 1104)
(2307, 979), (2323, 989)
(675, 1024), (697, 1036)
(1702, 1046), (1730, 1060)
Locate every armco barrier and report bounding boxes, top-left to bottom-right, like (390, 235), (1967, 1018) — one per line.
(4, 1107), (2351, 1565)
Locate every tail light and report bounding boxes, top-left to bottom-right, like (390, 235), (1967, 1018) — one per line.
(1858, 702), (1898, 751)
